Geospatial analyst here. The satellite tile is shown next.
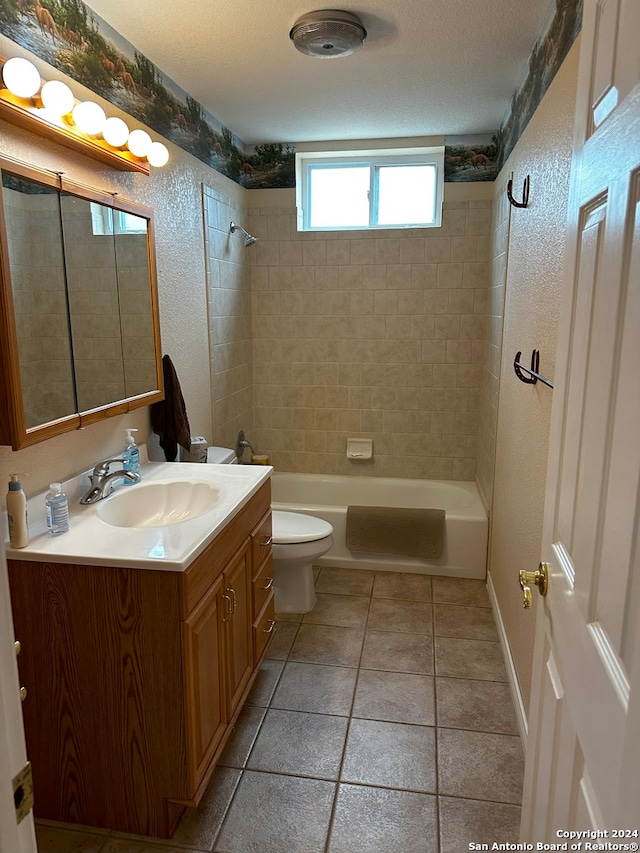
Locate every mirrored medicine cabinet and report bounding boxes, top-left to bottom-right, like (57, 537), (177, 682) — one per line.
(0, 158), (163, 450)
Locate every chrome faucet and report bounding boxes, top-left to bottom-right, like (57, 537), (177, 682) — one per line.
(79, 458), (141, 504)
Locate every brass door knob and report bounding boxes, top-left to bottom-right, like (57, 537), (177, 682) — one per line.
(519, 562), (549, 608)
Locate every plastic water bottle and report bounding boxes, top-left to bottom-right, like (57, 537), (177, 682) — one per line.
(45, 483), (69, 535)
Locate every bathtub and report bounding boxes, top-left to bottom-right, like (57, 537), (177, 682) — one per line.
(270, 473), (488, 579)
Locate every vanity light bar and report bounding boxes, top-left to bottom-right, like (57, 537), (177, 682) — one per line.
(0, 56), (169, 174)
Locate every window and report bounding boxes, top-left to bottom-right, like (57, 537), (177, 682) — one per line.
(90, 203), (147, 235)
(295, 145), (444, 232)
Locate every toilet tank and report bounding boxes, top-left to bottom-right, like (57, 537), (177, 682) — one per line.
(206, 446), (237, 464)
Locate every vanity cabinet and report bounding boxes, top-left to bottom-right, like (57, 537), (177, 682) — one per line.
(8, 481), (272, 838)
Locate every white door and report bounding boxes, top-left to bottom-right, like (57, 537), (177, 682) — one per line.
(0, 528), (37, 853)
(521, 0), (640, 837)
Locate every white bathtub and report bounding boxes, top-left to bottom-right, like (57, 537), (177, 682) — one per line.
(271, 473), (488, 579)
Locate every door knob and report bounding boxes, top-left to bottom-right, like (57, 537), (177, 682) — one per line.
(519, 562), (549, 608)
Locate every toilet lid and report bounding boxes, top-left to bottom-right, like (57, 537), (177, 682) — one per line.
(272, 510), (333, 544)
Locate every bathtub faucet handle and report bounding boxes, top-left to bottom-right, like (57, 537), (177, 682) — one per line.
(235, 429), (255, 461)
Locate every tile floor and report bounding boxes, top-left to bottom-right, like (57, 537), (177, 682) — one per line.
(35, 568), (524, 853)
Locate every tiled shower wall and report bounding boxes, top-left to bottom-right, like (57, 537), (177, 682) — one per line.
(203, 185), (255, 450)
(246, 185), (492, 479)
(476, 180), (509, 508)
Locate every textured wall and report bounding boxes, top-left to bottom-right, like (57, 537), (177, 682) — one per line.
(246, 183), (493, 478)
(488, 37), (580, 715)
(0, 34), (244, 499)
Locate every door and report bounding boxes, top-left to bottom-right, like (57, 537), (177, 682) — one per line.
(521, 0), (640, 837)
(0, 532), (37, 853)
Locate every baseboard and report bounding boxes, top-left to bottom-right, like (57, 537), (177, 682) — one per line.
(486, 570), (529, 749)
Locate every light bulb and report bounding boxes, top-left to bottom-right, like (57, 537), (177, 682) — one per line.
(147, 141), (169, 167)
(127, 129), (152, 158)
(102, 116), (129, 148)
(40, 80), (74, 116)
(2, 57), (41, 99)
(72, 101), (106, 136)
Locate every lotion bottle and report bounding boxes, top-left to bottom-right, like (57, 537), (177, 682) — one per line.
(6, 475), (29, 548)
(123, 428), (140, 485)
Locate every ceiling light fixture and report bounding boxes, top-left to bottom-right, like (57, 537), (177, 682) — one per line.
(0, 55), (170, 174)
(289, 10), (367, 59)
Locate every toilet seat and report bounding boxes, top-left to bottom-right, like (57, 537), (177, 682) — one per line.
(272, 510), (333, 544)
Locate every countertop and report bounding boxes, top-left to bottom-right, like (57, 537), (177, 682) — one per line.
(5, 461), (272, 571)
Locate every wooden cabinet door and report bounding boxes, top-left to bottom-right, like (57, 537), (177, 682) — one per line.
(222, 545), (253, 716)
(182, 572), (227, 794)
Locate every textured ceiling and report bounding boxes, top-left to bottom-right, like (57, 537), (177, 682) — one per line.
(83, 0), (553, 146)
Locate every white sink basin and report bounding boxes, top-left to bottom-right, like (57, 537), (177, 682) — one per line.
(96, 480), (222, 528)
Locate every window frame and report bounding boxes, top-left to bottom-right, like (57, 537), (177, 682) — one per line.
(295, 145), (444, 232)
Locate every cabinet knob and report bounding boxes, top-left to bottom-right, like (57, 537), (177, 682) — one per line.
(261, 536), (272, 547)
(19, 686), (27, 702)
(262, 576), (274, 591)
(262, 619), (275, 635)
(15, 640), (21, 656)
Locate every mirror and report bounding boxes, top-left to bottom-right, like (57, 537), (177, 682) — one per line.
(0, 159), (163, 449)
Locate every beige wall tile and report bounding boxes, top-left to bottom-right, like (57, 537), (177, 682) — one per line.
(244, 184), (490, 479)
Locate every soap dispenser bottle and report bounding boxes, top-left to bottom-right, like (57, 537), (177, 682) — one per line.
(6, 475), (29, 548)
(123, 428), (140, 485)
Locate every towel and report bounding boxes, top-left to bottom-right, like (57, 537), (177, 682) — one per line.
(150, 355), (191, 462)
(346, 505), (446, 560)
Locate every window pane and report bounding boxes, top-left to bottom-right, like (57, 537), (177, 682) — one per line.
(376, 165), (436, 225)
(309, 165), (369, 228)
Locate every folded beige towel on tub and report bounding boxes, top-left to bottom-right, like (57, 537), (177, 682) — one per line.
(346, 506), (446, 559)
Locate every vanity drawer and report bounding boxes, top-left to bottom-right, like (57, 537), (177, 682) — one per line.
(251, 511), (272, 577)
(253, 593), (275, 663)
(182, 482), (271, 617)
(253, 553), (274, 617)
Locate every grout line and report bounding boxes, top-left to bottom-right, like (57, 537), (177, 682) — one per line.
(431, 586), (442, 852)
(323, 572), (376, 852)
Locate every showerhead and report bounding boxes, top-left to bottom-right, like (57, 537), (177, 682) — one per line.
(230, 221), (259, 247)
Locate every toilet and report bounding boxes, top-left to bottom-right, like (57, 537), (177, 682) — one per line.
(205, 446), (334, 612)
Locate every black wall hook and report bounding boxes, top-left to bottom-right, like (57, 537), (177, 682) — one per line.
(513, 349), (554, 389)
(507, 173), (530, 208)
